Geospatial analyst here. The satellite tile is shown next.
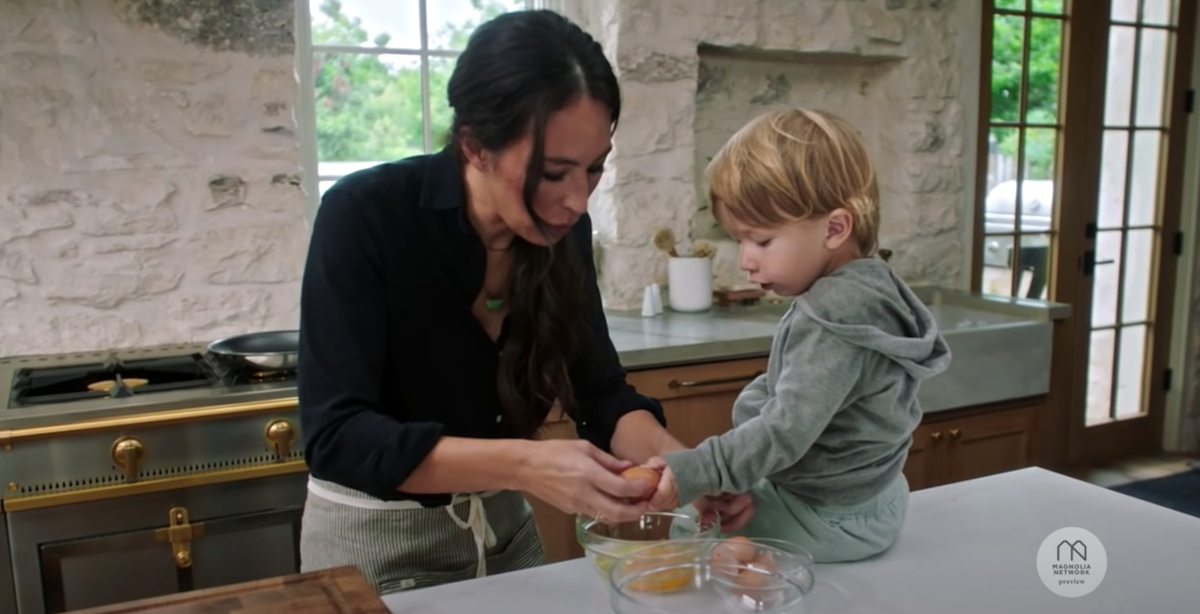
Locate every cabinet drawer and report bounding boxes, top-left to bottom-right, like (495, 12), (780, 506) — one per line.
(627, 358), (768, 400)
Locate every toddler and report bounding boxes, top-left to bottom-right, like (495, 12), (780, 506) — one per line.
(648, 108), (951, 563)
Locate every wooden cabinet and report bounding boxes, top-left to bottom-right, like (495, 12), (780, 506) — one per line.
(905, 402), (1037, 491)
(525, 356), (1040, 564)
(626, 357), (767, 448)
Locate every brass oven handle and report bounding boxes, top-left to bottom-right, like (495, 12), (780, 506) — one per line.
(110, 437), (146, 483)
(667, 371), (764, 390)
(154, 506), (205, 568)
(264, 419), (295, 462)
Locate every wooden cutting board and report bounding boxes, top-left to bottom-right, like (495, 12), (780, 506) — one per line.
(64, 566), (391, 614)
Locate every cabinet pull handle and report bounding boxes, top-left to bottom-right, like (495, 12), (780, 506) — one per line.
(668, 371), (764, 389)
(950, 428), (961, 440)
(930, 431), (942, 442)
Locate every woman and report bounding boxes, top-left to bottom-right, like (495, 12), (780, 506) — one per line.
(296, 9), (712, 594)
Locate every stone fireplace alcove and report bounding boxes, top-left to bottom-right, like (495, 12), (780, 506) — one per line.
(576, 0), (980, 310)
(692, 46), (908, 242)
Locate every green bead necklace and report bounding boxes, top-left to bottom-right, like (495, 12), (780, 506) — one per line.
(484, 298), (504, 311)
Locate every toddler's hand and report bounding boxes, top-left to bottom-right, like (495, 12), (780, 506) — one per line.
(697, 492), (755, 532)
(642, 457), (680, 512)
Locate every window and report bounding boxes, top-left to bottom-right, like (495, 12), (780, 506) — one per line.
(298, 0), (532, 205)
(977, 0), (1066, 300)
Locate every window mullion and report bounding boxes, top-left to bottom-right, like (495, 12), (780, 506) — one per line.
(419, 0), (432, 153)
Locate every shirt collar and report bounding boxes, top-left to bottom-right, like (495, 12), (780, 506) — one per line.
(419, 145), (467, 212)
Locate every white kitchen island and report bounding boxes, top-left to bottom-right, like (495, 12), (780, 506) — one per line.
(382, 467), (1200, 614)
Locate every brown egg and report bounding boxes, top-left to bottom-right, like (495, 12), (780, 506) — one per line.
(729, 567), (771, 604)
(720, 536), (758, 563)
(709, 543), (741, 579)
(620, 466), (661, 501)
(736, 568), (769, 588)
(747, 551), (777, 572)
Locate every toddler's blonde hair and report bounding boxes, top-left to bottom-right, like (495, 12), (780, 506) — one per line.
(705, 108), (880, 255)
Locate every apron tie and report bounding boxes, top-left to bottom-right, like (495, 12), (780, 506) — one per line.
(446, 492), (499, 578)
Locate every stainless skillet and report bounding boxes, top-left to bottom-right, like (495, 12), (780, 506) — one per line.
(206, 330), (300, 373)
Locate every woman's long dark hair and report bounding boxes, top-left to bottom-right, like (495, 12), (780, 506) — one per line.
(447, 10), (621, 439)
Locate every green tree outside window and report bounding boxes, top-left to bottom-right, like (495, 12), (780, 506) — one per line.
(312, 0), (522, 164)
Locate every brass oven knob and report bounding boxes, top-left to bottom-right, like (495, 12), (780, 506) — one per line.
(111, 437), (146, 482)
(264, 419), (294, 462)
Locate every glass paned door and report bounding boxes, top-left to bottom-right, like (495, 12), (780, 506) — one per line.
(980, 0), (1067, 300)
(1085, 0), (1180, 426)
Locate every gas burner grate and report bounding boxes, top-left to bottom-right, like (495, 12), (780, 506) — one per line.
(9, 354), (219, 408)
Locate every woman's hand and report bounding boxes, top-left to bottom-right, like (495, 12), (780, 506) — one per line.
(514, 439), (653, 523)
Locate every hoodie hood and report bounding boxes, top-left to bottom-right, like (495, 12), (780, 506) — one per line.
(795, 258), (951, 380)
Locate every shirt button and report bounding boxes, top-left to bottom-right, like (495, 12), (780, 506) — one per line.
(496, 415), (503, 423)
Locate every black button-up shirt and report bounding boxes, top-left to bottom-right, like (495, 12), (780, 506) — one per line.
(297, 146), (666, 506)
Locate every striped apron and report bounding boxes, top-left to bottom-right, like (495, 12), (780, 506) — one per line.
(299, 476), (547, 594)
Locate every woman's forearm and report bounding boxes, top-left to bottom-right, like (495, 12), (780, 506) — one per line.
(398, 436), (532, 494)
(611, 409), (687, 464)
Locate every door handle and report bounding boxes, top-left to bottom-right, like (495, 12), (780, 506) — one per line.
(1082, 251), (1116, 276)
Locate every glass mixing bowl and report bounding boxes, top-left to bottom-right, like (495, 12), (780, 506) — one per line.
(607, 537), (816, 614)
(576, 510), (720, 578)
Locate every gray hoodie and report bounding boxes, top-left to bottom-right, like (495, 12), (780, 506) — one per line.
(662, 258), (951, 508)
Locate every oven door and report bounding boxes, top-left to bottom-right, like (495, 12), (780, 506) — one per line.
(36, 507), (302, 613)
(9, 472), (306, 614)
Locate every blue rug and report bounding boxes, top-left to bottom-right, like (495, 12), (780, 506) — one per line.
(1109, 467), (1200, 519)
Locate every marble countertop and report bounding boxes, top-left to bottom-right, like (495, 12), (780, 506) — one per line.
(382, 467), (1200, 614)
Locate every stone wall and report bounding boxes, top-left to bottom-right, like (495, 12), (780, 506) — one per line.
(580, 0), (980, 309)
(0, 0), (979, 358)
(0, 0), (308, 357)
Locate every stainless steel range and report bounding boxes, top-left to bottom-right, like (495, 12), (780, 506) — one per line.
(0, 342), (310, 614)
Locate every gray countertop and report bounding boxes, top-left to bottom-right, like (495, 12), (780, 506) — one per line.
(607, 303), (785, 369)
(607, 287), (1070, 412)
(381, 467), (1200, 614)
(609, 286), (1070, 370)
